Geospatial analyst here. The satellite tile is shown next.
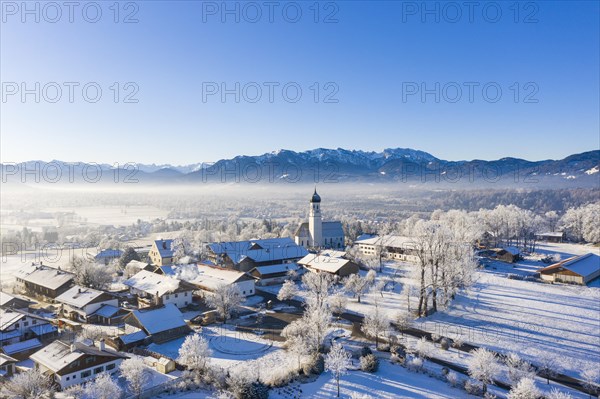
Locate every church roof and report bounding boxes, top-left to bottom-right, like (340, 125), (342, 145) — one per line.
(310, 189), (321, 203)
(294, 221), (344, 239)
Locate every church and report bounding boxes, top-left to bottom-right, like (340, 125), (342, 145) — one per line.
(294, 189), (345, 249)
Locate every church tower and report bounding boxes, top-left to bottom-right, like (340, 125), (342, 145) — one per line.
(308, 188), (323, 248)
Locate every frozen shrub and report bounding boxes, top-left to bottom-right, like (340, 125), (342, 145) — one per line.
(446, 371), (459, 387)
(465, 379), (483, 396)
(407, 357), (423, 372)
(302, 354), (325, 376)
(360, 354), (379, 373)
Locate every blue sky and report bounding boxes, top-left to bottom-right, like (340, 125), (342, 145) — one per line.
(1, 1), (598, 164)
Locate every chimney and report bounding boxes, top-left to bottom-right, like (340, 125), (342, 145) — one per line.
(78, 288), (81, 293)
(70, 344), (76, 352)
(98, 339), (105, 351)
(155, 291), (161, 306)
(162, 241), (167, 250)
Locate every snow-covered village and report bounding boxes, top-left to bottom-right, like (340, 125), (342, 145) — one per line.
(2, 1), (599, 398)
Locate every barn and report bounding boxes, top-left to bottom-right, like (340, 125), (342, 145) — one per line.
(538, 253), (600, 285)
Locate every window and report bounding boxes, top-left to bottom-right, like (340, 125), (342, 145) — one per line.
(174, 293), (178, 298)
(165, 294), (169, 299)
(94, 366), (103, 374)
(184, 292), (188, 296)
(81, 370), (91, 378)
(32, 319), (37, 324)
(106, 363), (116, 371)
(243, 291), (246, 295)
(24, 321), (29, 327)
(73, 374), (77, 379)
(85, 356), (95, 364)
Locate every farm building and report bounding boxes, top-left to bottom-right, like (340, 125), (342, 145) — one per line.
(249, 263), (302, 285)
(492, 247), (521, 263)
(1, 338), (43, 361)
(184, 264), (256, 296)
(535, 231), (566, 243)
(123, 303), (191, 344)
(0, 291), (34, 310)
(88, 305), (129, 326)
(94, 249), (123, 265)
(354, 235), (419, 263)
(30, 339), (127, 390)
(124, 269), (195, 308)
(299, 253), (359, 277)
(206, 238), (308, 272)
(56, 286), (119, 323)
(0, 353), (17, 378)
(538, 253), (600, 285)
(14, 264), (74, 299)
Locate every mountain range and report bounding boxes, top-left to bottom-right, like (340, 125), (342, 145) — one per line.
(2, 148), (599, 188)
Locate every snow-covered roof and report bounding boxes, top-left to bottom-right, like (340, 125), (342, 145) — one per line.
(535, 231), (565, 237)
(0, 292), (15, 307)
(16, 265), (74, 290)
(2, 338), (42, 355)
(355, 234), (417, 249)
(184, 264), (253, 291)
(90, 304), (121, 318)
(119, 330), (147, 344)
(0, 291), (32, 309)
(0, 353), (17, 367)
(30, 340), (126, 373)
(126, 260), (149, 269)
(208, 238), (308, 264)
(539, 253), (600, 278)
(30, 324), (57, 337)
(503, 246), (520, 256)
(298, 250), (346, 265)
(0, 309), (24, 331)
(124, 270), (190, 296)
(55, 285), (109, 309)
(129, 303), (187, 335)
(251, 263), (300, 276)
(0, 329), (22, 342)
(153, 239), (174, 258)
(300, 255), (354, 274)
(95, 249), (123, 259)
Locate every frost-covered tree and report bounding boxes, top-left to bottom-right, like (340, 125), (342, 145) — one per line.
(395, 311), (413, 336)
(505, 352), (535, 386)
(560, 203), (600, 243)
(206, 284), (243, 323)
(277, 280), (298, 301)
(82, 372), (122, 399)
(120, 357), (151, 399)
(325, 343), (352, 398)
(328, 290), (348, 315)
(507, 378), (541, 399)
(546, 388), (574, 399)
(581, 366), (600, 399)
(70, 256), (113, 290)
(343, 270), (376, 303)
(466, 348), (500, 395)
(415, 336), (431, 359)
(171, 235), (191, 263)
(282, 299), (331, 356)
(361, 303), (389, 349)
(0, 369), (55, 399)
(302, 272), (333, 307)
(178, 333), (212, 375)
(537, 353), (561, 385)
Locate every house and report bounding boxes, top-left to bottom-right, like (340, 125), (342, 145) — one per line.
(354, 235), (419, 263)
(0, 353), (17, 378)
(294, 189), (345, 249)
(492, 247), (521, 263)
(124, 270), (196, 308)
(123, 304), (191, 344)
(206, 237), (308, 272)
(94, 249), (123, 265)
(88, 305), (129, 326)
(30, 339), (127, 390)
(56, 286), (119, 322)
(150, 239), (175, 266)
(184, 264), (256, 296)
(298, 253), (359, 277)
(15, 263), (74, 299)
(1, 338), (43, 361)
(0, 308), (56, 347)
(535, 231), (566, 243)
(538, 253), (600, 285)
(249, 263), (302, 285)
(134, 245), (153, 262)
(0, 291), (34, 310)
